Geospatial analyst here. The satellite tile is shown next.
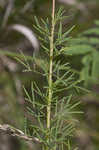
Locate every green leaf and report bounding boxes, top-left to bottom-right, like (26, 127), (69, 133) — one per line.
(83, 28), (99, 35)
(95, 20), (99, 26)
(58, 22), (62, 39)
(92, 51), (99, 79)
(23, 86), (31, 102)
(62, 25), (75, 37)
(89, 37), (99, 45)
(63, 45), (94, 55)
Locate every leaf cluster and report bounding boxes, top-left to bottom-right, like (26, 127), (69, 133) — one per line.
(18, 7), (82, 150)
(64, 20), (99, 86)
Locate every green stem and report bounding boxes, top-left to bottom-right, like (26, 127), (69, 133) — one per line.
(47, 0), (55, 131)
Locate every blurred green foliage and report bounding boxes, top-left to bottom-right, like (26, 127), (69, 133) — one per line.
(0, 0), (99, 150)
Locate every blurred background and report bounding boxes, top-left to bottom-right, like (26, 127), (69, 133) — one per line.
(0, 0), (99, 150)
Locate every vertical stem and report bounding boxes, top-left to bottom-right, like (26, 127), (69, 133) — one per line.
(47, 0), (55, 130)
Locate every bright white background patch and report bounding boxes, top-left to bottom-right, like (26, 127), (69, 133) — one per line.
(10, 24), (39, 52)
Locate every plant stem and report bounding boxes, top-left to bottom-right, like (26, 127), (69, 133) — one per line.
(47, 0), (55, 130)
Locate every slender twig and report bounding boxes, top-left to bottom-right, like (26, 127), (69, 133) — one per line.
(2, 0), (14, 27)
(0, 124), (41, 143)
(47, 0), (55, 130)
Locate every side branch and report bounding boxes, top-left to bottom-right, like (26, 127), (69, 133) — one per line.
(0, 124), (41, 144)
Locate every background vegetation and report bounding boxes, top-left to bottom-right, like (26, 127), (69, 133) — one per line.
(0, 0), (99, 150)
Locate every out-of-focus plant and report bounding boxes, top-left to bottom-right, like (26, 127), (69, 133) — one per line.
(64, 20), (99, 87)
